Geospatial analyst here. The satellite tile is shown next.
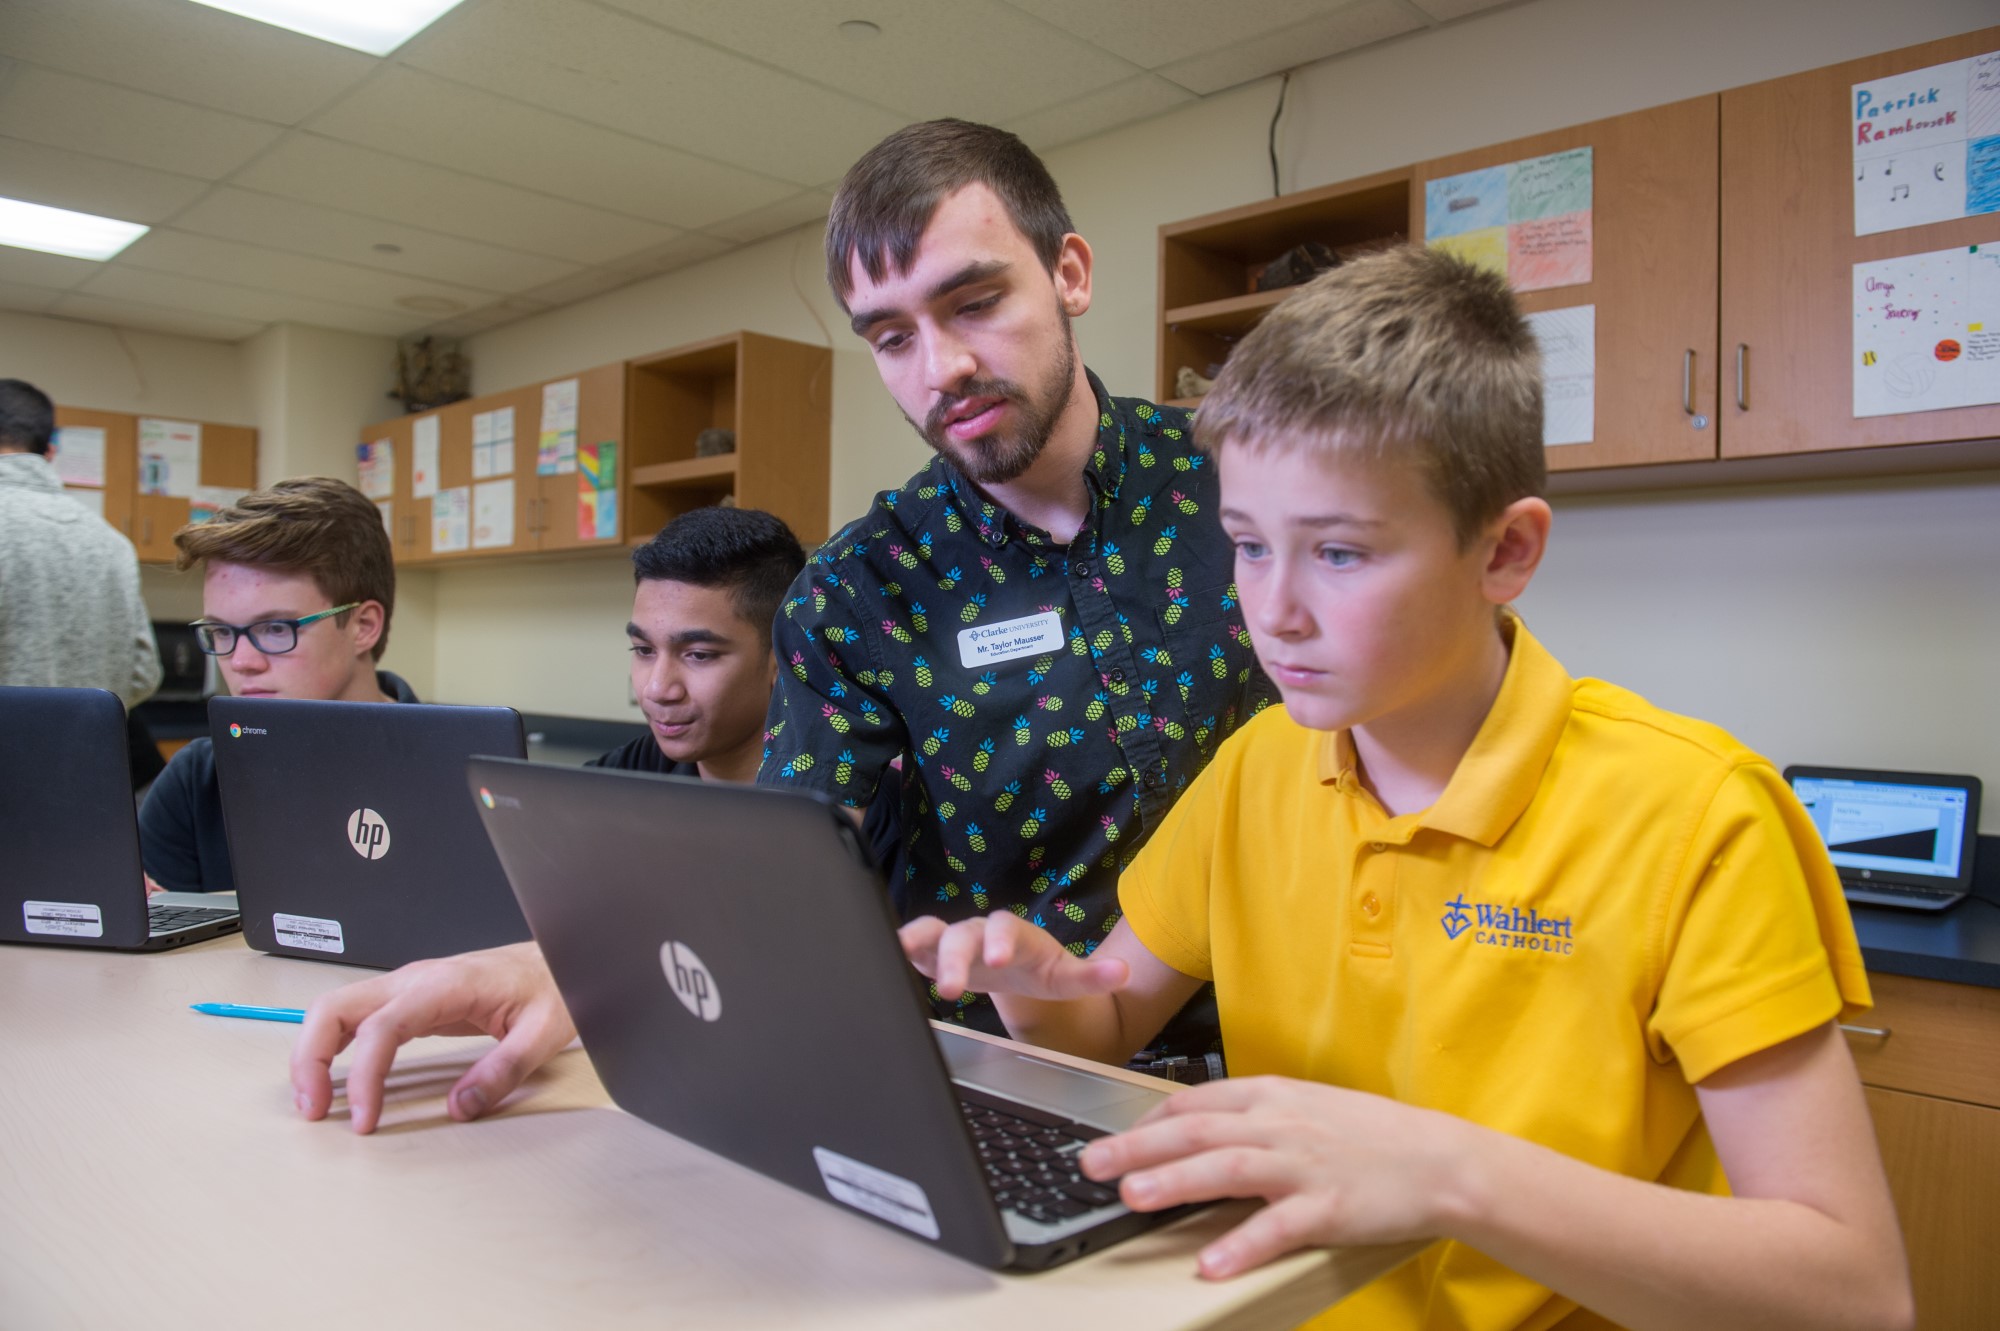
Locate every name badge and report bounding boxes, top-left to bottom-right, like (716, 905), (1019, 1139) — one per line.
(957, 610), (1064, 668)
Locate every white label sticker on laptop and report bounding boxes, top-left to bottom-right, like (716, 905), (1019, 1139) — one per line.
(24, 901), (103, 938)
(812, 1146), (940, 1240)
(274, 912), (345, 954)
(957, 610), (1063, 669)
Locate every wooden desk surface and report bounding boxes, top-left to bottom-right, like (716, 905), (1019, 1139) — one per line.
(0, 935), (1417, 1330)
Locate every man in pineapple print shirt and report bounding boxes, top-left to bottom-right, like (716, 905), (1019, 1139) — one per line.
(760, 119), (1272, 1060)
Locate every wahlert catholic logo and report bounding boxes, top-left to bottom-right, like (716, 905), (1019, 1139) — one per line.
(1441, 895), (1576, 956)
(346, 808), (391, 860)
(660, 939), (721, 1021)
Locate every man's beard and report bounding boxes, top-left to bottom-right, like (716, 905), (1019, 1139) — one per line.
(909, 312), (1077, 487)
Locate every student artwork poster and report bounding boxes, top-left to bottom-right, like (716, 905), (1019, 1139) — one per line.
(1425, 147), (1592, 292)
(1853, 243), (2000, 417)
(1853, 49), (2000, 235)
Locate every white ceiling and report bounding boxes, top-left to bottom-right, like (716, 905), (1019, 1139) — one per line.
(0, 0), (1515, 345)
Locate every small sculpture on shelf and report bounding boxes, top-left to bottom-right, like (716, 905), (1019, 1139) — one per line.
(695, 427), (737, 458)
(1175, 364), (1221, 400)
(1253, 240), (1341, 293)
(389, 337), (471, 414)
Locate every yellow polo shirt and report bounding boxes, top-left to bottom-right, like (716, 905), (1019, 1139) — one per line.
(1119, 617), (1870, 1331)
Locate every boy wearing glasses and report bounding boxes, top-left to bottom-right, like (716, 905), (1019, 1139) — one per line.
(139, 477), (410, 893)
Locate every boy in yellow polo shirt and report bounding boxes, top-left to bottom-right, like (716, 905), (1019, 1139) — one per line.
(901, 247), (1913, 1330)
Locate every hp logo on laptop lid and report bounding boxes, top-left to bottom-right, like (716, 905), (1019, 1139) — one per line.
(661, 940), (721, 1021)
(346, 808), (391, 860)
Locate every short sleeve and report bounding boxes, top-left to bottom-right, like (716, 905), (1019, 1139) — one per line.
(758, 564), (908, 809)
(1116, 741), (1237, 982)
(1648, 761), (1872, 1084)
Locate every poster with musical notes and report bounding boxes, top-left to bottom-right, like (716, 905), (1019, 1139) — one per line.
(1853, 244), (2000, 418)
(1853, 50), (2000, 235)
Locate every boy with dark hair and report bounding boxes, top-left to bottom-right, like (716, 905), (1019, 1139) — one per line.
(902, 247), (1912, 1330)
(139, 477), (410, 892)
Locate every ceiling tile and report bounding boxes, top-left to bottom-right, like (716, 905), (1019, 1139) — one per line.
(1157, 0), (1424, 96)
(232, 135), (683, 266)
(80, 265), (422, 337)
(0, 0), (378, 124)
(305, 66), (798, 230)
(1003, 73), (1196, 153)
(626, 232), (735, 274)
(0, 136), (209, 222)
(396, 0), (905, 187)
(1000, 0), (1341, 70)
(0, 280), (62, 316)
(172, 188), (582, 294)
(0, 65), (284, 179)
(603, 0), (1139, 125)
(115, 229), (502, 314)
(0, 245), (104, 291)
(1405, 0), (1513, 20)
(47, 291), (267, 342)
(701, 190), (834, 245)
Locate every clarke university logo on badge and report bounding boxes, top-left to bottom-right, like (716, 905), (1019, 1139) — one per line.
(346, 807), (391, 860)
(1441, 894), (1577, 956)
(661, 939), (721, 1021)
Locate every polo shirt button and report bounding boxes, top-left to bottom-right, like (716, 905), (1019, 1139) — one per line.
(1369, 841), (1387, 852)
(1360, 892), (1381, 917)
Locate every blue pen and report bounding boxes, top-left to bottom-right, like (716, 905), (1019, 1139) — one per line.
(191, 1002), (306, 1024)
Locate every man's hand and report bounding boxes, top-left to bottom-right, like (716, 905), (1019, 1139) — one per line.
(143, 873), (165, 896)
(899, 911), (1129, 1002)
(289, 941), (575, 1135)
(1078, 1076), (1468, 1279)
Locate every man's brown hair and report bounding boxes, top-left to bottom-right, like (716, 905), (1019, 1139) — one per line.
(173, 476), (396, 660)
(1193, 246), (1546, 547)
(825, 118), (1073, 312)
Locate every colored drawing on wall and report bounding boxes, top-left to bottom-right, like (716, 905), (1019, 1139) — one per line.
(1426, 148), (1591, 292)
(412, 415), (438, 498)
(51, 426), (106, 488)
(1853, 50), (2000, 236)
(431, 485), (470, 553)
(354, 437), (394, 500)
(1853, 244), (2000, 417)
(140, 418), (202, 497)
(472, 406), (514, 479)
(577, 440), (616, 541)
(1525, 305), (1595, 446)
(473, 478), (514, 549)
(538, 379), (579, 475)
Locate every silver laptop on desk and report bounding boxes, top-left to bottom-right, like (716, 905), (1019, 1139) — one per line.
(465, 758), (1191, 1272)
(0, 686), (239, 951)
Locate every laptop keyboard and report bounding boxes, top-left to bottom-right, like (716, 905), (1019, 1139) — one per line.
(957, 1085), (1121, 1226)
(148, 902), (238, 935)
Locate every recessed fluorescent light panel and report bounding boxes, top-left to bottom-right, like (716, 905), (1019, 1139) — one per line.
(187, 0), (468, 57)
(0, 197), (149, 261)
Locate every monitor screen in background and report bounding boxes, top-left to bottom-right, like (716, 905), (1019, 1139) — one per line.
(1791, 776), (1970, 880)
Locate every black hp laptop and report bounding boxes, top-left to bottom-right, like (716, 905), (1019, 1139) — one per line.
(0, 686), (239, 950)
(466, 759), (1191, 1271)
(211, 697), (530, 967)
(1786, 765), (1983, 911)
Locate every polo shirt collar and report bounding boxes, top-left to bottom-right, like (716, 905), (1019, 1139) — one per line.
(1316, 612), (1574, 846)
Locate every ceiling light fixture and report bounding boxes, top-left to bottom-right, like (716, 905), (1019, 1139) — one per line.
(372, 242), (404, 254)
(0, 196), (148, 261)
(186, 0), (469, 57)
(838, 19), (882, 40)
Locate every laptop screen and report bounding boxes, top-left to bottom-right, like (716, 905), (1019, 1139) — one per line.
(1789, 772), (1972, 882)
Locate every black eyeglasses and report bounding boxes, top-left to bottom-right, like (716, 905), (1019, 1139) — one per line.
(191, 603), (360, 656)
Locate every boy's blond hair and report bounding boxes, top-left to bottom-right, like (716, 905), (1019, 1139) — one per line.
(1193, 245), (1546, 547)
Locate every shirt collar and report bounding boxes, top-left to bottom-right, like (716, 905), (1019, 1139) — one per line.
(0, 451), (63, 496)
(1316, 612), (1575, 846)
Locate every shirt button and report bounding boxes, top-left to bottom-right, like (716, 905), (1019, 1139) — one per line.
(1369, 841), (1387, 852)
(1360, 892), (1381, 917)
(1142, 771), (1162, 790)
(1107, 668), (1125, 683)
(1074, 561), (1093, 577)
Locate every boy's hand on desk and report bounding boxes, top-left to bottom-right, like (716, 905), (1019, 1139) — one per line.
(899, 911), (1129, 1002)
(1079, 1076), (1468, 1280)
(289, 940), (576, 1135)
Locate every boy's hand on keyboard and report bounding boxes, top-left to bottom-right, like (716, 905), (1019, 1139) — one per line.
(144, 873), (165, 896)
(900, 911), (1129, 1003)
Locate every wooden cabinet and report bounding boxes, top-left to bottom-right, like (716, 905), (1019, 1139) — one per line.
(51, 406), (257, 564)
(1720, 26), (2000, 459)
(379, 361), (628, 566)
(626, 331), (832, 549)
(1847, 972), (2000, 1326)
(1412, 97), (1720, 471)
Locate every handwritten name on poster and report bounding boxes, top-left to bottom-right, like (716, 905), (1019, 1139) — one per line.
(1853, 50), (2000, 235)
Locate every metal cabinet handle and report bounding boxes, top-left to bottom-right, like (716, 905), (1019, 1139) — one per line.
(1683, 350), (1696, 415)
(1838, 1023), (1892, 1039)
(1735, 343), (1748, 411)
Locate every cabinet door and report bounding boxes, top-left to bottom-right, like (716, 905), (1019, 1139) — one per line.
(1720, 25), (2000, 457)
(533, 362), (626, 553)
(735, 335), (830, 548)
(129, 494), (186, 563)
(51, 406), (134, 537)
(426, 402), (479, 563)
(1864, 1086), (2000, 1327)
(1413, 96), (1720, 471)
(372, 417), (427, 566)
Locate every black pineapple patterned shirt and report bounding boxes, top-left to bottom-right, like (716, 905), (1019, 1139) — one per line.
(761, 371), (1273, 1055)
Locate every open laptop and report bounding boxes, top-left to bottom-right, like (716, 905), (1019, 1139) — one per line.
(1786, 765), (1983, 911)
(465, 758), (1191, 1271)
(212, 697), (530, 968)
(0, 686), (240, 950)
